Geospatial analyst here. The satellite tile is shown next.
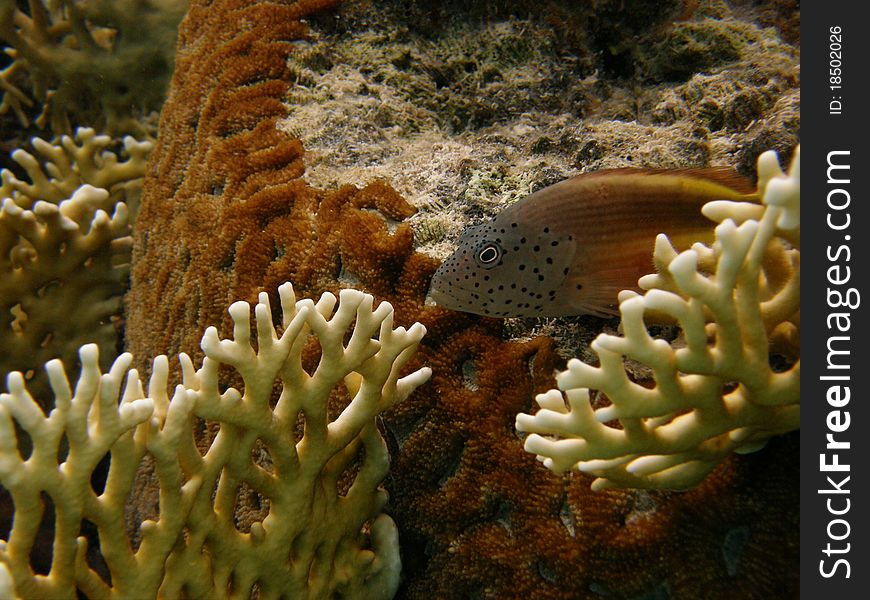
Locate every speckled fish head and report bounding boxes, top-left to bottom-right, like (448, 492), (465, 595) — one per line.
(428, 217), (576, 317)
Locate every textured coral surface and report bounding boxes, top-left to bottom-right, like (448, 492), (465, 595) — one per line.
(2, 284), (428, 599)
(125, 0), (800, 598)
(127, 0), (385, 366)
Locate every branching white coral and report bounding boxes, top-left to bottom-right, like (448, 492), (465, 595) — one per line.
(516, 147), (800, 490)
(0, 562), (15, 600)
(0, 127), (153, 214)
(1, 128), (151, 407)
(0, 0), (185, 135)
(0, 282), (430, 599)
(1, 183), (131, 406)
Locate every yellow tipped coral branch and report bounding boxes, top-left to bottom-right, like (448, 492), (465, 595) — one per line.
(1, 183), (131, 407)
(516, 147), (800, 490)
(0, 282), (430, 599)
(0, 128), (152, 408)
(0, 127), (153, 212)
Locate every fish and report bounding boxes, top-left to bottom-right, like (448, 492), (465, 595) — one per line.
(428, 167), (756, 318)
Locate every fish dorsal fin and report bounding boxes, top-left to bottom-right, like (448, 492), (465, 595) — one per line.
(577, 166), (756, 196)
(665, 166), (756, 195)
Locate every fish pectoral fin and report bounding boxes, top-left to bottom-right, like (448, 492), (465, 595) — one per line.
(566, 269), (646, 318)
(574, 298), (621, 318)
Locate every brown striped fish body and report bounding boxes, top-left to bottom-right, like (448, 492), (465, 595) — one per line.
(428, 168), (755, 317)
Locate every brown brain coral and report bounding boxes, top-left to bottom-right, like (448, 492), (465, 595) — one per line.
(128, 0), (344, 363)
(126, 0), (799, 598)
(389, 311), (798, 599)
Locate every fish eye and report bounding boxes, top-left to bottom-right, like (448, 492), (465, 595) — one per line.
(476, 242), (502, 267)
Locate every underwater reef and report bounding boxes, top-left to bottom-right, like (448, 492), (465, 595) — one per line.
(130, 0), (800, 597)
(284, 0), (799, 264)
(0, 0), (800, 598)
(0, 0), (186, 137)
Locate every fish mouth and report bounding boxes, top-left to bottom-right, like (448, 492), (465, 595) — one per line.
(425, 286), (453, 308)
(426, 274), (468, 310)
(427, 285), (487, 316)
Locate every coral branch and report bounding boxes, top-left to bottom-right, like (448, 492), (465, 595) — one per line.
(0, 0), (185, 135)
(516, 147), (800, 490)
(1, 128), (151, 409)
(1, 283), (429, 598)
